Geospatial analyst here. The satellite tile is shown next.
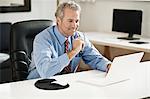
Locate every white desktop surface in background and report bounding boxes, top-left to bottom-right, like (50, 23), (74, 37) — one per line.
(0, 53), (9, 63)
(84, 32), (150, 53)
(0, 61), (149, 99)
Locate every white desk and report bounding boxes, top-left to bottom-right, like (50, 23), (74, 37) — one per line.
(0, 53), (9, 63)
(85, 32), (150, 58)
(0, 61), (149, 99)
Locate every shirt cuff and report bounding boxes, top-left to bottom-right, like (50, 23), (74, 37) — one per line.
(58, 53), (70, 69)
(98, 61), (111, 72)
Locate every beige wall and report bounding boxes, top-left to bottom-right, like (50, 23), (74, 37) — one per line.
(79, 1), (150, 38)
(0, 0), (56, 23)
(77, 1), (150, 70)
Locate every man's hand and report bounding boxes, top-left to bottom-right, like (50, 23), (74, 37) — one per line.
(67, 38), (84, 60)
(72, 38), (84, 54)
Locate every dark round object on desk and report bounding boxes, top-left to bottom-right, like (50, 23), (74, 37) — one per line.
(34, 79), (69, 90)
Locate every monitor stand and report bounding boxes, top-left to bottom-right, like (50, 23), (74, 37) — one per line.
(117, 33), (140, 40)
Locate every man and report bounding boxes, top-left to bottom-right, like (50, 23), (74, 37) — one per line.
(27, 1), (111, 79)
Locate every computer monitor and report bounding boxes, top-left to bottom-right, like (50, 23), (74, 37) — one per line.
(112, 9), (143, 40)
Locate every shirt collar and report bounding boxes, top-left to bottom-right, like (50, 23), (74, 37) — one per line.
(54, 25), (71, 45)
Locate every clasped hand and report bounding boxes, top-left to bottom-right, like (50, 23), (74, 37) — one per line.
(72, 38), (84, 54)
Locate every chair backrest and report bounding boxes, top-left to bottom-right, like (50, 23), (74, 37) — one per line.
(0, 22), (11, 53)
(11, 20), (53, 81)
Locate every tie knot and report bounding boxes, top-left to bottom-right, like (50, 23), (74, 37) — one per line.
(65, 38), (69, 44)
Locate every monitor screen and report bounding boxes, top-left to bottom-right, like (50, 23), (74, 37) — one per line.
(112, 9), (143, 40)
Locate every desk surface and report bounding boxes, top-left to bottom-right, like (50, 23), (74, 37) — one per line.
(0, 61), (149, 99)
(0, 53), (9, 63)
(85, 32), (150, 53)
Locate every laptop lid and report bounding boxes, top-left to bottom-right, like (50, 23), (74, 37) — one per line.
(106, 52), (144, 81)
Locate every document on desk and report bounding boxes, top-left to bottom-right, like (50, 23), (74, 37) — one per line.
(77, 52), (144, 87)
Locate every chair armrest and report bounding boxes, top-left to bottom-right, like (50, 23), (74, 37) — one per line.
(0, 59), (11, 69)
(12, 60), (29, 81)
(13, 60), (28, 71)
(11, 50), (31, 64)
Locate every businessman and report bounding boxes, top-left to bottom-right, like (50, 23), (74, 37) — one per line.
(27, 1), (111, 79)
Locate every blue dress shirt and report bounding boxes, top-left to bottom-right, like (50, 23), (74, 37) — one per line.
(27, 25), (111, 79)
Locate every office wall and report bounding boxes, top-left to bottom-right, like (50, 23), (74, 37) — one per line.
(78, 1), (150, 66)
(79, 1), (150, 38)
(0, 0), (56, 23)
(0, 0), (149, 69)
(1, 0), (149, 36)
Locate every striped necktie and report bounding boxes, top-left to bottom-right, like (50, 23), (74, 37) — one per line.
(65, 38), (69, 53)
(64, 38), (71, 72)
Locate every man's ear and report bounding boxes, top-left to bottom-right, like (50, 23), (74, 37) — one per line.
(56, 17), (61, 25)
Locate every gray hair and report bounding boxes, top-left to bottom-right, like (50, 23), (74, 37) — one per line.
(55, 1), (81, 19)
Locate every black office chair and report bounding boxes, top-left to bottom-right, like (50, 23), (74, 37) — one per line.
(0, 22), (11, 53)
(0, 22), (12, 84)
(10, 19), (53, 81)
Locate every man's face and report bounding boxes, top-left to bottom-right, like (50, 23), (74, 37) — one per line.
(57, 8), (80, 37)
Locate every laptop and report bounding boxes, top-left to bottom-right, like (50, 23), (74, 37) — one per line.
(106, 52), (144, 81)
(77, 52), (144, 87)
